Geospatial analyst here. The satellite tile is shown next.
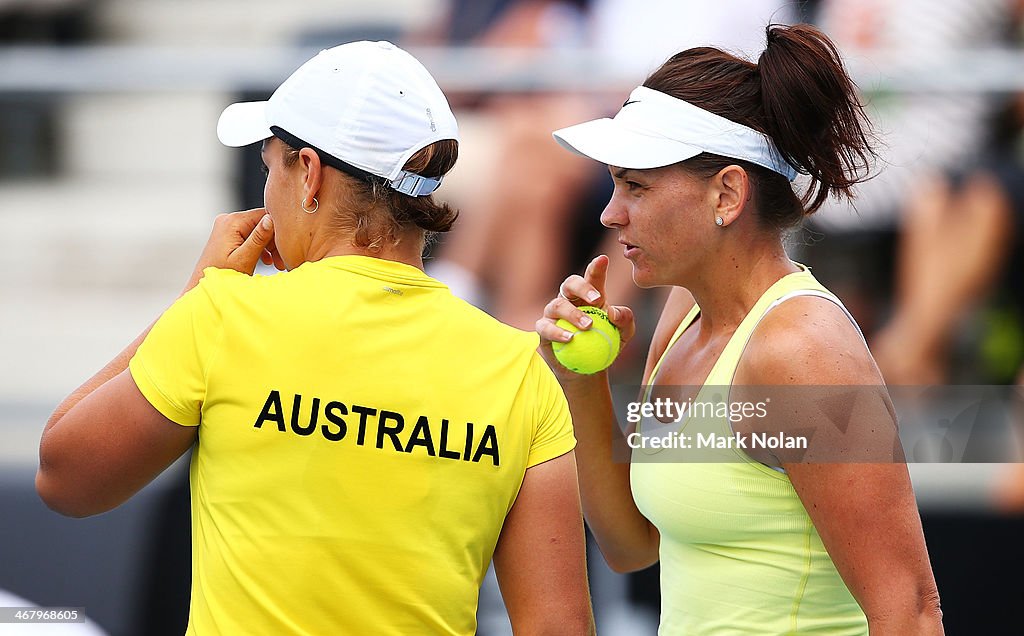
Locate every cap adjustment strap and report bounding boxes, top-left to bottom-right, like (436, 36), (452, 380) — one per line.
(390, 171), (442, 197)
(271, 127), (441, 197)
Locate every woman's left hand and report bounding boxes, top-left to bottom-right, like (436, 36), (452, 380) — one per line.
(184, 208), (282, 292)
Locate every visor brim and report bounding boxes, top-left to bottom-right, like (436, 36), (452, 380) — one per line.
(552, 118), (703, 170)
(217, 101), (272, 147)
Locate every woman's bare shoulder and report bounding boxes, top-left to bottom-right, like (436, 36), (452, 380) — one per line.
(736, 294), (883, 387)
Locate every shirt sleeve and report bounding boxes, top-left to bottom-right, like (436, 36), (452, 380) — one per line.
(129, 274), (224, 426)
(523, 353), (577, 468)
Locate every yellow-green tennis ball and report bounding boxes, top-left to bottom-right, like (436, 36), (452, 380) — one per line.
(552, 306), (621, 374)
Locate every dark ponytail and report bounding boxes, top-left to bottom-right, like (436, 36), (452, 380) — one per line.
(758, 24), (874, 215)
(643, 23), (875, 229)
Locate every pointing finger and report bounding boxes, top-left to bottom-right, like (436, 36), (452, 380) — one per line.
(582, 255), (609, 305)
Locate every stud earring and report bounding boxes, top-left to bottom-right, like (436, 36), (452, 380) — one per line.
(301, 197), (319, 214)
(715, 216), (724, 226)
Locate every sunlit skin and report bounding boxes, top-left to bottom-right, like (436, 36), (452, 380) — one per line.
(602, 165), (715, 288)
(260, 137), (342, 271)
(259, 138), (307, 271)
(602, 163), (798, 335)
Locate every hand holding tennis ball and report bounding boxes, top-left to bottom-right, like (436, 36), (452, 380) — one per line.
(552, 306), (621, 374)
(540, 255), (635, 376)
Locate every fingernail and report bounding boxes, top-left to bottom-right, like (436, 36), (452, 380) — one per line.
(261, 214), (273, 229)
(586, 290), (601, 303)
(579, 316), (592, 328)
(562, 331), (576, 341)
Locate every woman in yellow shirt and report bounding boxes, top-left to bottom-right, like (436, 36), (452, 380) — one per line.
(537, 24), (943, 635)
(38, 41), (593, 635)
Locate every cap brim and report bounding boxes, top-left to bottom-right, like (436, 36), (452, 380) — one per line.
(552, 118), (703, 170)
(217, 101), (272, 147)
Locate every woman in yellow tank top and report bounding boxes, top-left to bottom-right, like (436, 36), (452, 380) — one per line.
(537, 24), (944, 635)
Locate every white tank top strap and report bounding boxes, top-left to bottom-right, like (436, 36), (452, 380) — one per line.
(758, 288), (867, 346)
(719, 287), (867, 386)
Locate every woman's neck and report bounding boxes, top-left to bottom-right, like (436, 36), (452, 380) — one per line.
(683, 238), (798, 336)
(305, 230), (426, 271)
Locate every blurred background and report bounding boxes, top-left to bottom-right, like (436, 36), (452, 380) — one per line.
(1, 0), (1023, 634)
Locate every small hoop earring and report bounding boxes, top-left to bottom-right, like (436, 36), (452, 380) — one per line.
(715, 216), (724, 226)
(301, 197), (319, 214)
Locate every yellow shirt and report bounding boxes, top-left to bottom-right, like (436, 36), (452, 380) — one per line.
(631, 267), (868, 635)
(129, 255), (576, 635)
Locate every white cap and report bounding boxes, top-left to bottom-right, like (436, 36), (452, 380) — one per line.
(217, 41), (459, 196)
(552, 86), (797, 181)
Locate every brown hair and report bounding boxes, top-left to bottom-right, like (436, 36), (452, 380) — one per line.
(282, 139), (460, 248)
(643, 23), (875, 230)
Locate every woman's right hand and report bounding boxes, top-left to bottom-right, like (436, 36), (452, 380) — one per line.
(536, 255), (636, 380)
(183, 208), (283, 294)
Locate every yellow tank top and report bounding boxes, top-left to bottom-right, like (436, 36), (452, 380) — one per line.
(630, 265), (869, 635)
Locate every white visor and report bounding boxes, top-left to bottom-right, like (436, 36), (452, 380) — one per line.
(553, 86), (798, 181)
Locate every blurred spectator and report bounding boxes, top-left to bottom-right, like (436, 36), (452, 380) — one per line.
(871, 96), (1024, 386)
(813, 0), (1010, 231)
(427, 0), (796, 330)
(810, 0), (1024, 513)
(870, 94), (1024, 512)
(798, 0), (1012, 341)
(816, 0), (1024, 381)
(422, 0), (608, 331)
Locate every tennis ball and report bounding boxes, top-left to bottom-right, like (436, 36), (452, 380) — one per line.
(552, 306), (621, 374)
